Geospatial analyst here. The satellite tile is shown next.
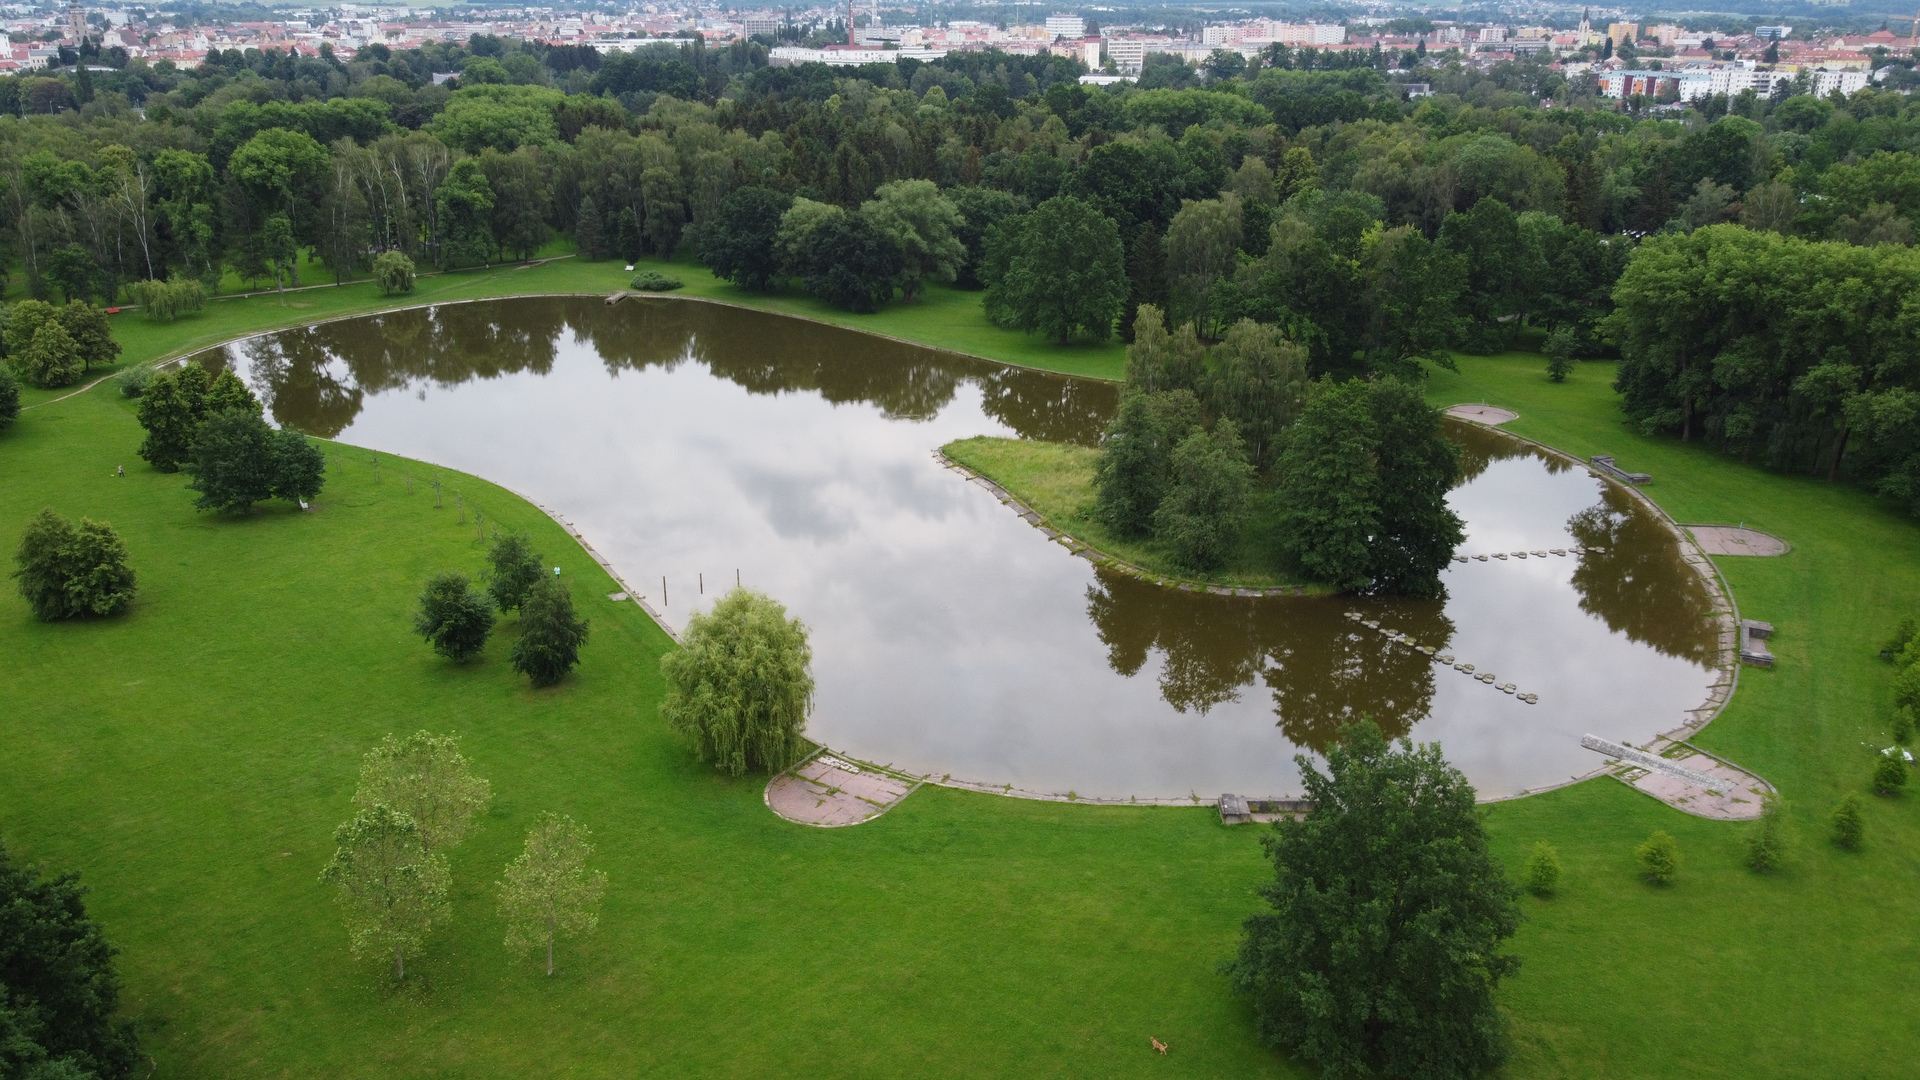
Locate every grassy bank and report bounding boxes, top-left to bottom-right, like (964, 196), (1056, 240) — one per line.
(1, 289), (1918, 1077)
(942, 435), (1315, 590)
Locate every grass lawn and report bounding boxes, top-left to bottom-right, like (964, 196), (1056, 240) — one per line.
(942, 435), (1317, 590)
(2, 295), (1919, 1077)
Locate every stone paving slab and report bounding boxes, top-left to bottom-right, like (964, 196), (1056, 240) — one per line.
(1445, 404), (1519, 425)
(1685, 525), (1791, 557)
(1583, 735), (1772, 820)
(765, 754), (917, 827)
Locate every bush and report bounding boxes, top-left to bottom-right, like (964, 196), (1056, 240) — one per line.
(1744, 796), (1787, 872)
(115, 366), (152, 398)
(629, 270), (683, 291)
(1893, 707), (1915, 745)
(1896, 663), (1920, 713)
(1873, 748), (1909, 795)
(413, 572), (495, 662)
(510, 576), (590, 687)
(486, 531), (544, 612)
(1882, 615), (1917, 660)
(0, 366), (17, 432)
(1830, 793), (1865, 850)
(661, 586), (814, 775)
(1523, 841), (1561, 897)
(1636, 830), (1679, 885)
(373, 251), (416, 295)
(11, 508), (137, 620)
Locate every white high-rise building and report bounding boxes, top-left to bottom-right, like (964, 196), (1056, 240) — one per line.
(1044, 14), (1084, 39)
(1201, 25), (1236, 46)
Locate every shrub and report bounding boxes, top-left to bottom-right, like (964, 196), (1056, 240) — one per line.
(1895, 663), (1920, 713)
(373, 251), (416, 295)
(486, 531), (544, 613)
(1873, 748), (1909, 795)
(413, 572), (495, 662)
(661, 586), (813, 775)
(1636, 830), (1679, 885)
(510, 576), (590, 687)
(115, 366), (152, 398)
(1893, 707), (1915, 745)
(0, 366), (17, 431)
(1830, 793), (1865, 850)
(629, 270), (682, 291)
(1523, 841), (1561, 897)
(1744, 796), (1787, 872)
(11, 508), (137, 620)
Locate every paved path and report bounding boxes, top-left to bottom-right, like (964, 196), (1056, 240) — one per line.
(1582, 735), (1773, 820)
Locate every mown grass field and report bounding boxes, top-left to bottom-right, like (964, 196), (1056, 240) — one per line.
(1, 277), (1918, 1078)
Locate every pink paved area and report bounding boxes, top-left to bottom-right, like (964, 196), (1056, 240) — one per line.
(1687, 525), (1790, 557)
(1444, 404), (1519, 425)
(1623, 750), (1770, 820)
(765, 755), (917, 827)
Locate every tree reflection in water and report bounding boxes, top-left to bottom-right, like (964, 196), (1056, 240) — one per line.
(1085, 568), (1451, 750)
(1566, 490), (1717, 666)
(197, 295), (1116, 447)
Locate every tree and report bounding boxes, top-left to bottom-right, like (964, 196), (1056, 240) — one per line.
(950, 186), (1024, 288)
(373, 251), (415, 295)
(1277, 378), (1379, 590)
(1744, 796), (1787, 872)
(16, 319), (83, 390)
(1636, 830), (1679, 885)
(57, 303), (119, 375)
(184, 410), (320, 513)
(1873, 748), (1908, 795)
(497, 812), (607, 977)
(319, 806), (451, 981)
(0, 839), (140, 1079)
(434, 158), (495, 268)
(982, 195), (1128, 343)
(1123, 304), (1204, 395)
(510, 576), (590, 687)
(353, 730), (493, 854)
(700, 185), (794, 292)
(12, 509), (137, 621)
(201, 368), (260, 416)
(413, 572), (495, 662)
(574, 195), (606, 261)
(1203, 318), (1308, 471)
(1367, 379), (1466, 598)
(1227, 721), (1521, 1080)
(135, 365), (209, 472)
(1544, 325), (1577, 382)
(1164, 194), (1242, 334)
(1093, 388), (1202, 537)
(661, 586), (813, 776)
(801, 212), (901, 314)
(1831, 793), (1865, 849)
(1154, 420), (1254, 572)
(1523, 841), (1561, 897)
(0, 367), (17, 432)
(862, 179), (965, 302)
(487, 532), (545, 612)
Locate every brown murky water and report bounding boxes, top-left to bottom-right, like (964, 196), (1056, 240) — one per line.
(195, 296), (1721, 800)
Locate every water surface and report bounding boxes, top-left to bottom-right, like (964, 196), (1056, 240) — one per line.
(198, 296), (1722, 800)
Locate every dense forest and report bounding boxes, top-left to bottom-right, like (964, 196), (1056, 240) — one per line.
(4, 33), (1920, 509)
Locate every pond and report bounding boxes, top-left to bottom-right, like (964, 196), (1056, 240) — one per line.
(195, 295), (1726, 802)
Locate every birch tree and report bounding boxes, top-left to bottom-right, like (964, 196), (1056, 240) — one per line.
(497, 812), (607, 977)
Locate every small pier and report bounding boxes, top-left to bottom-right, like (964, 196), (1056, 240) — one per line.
(1590, 454), (1652, 484)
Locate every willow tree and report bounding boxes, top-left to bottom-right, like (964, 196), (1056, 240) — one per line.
(661, 587), (814, 776)
(497, 812), (607, 977)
